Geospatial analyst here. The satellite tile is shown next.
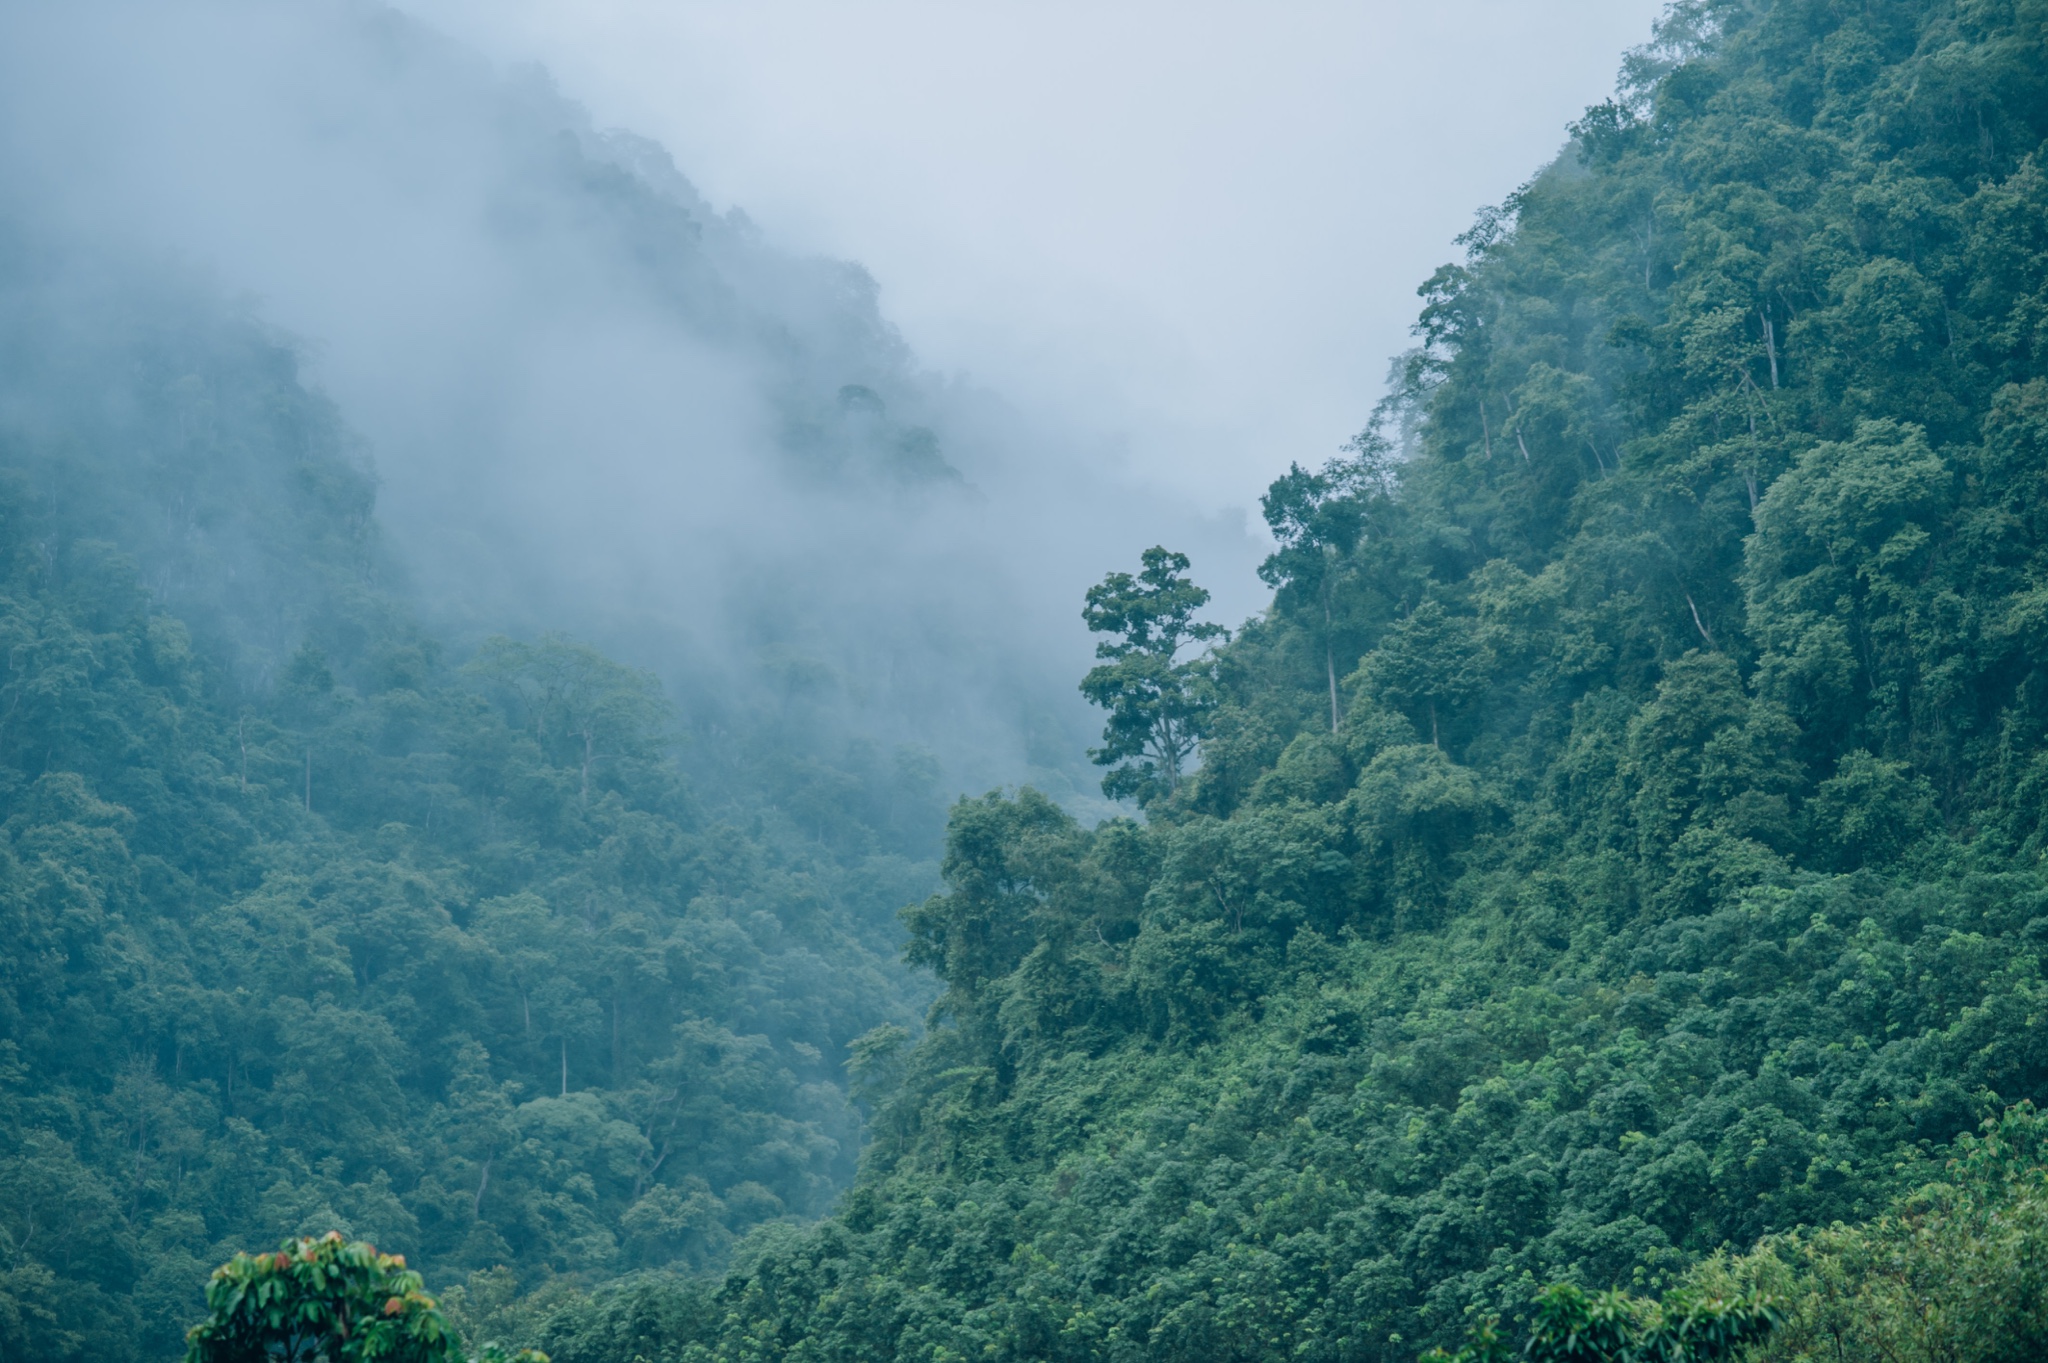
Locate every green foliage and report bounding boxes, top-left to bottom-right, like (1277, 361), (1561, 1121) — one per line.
(517, 3), (2048, 1361)
(1700, 1103), (2048, 1363)
(0, 215), (939, 1358)
(184, 1233), (547, 1363)
(1260, 450), (1392, 731)
(1079, 547), (1227, 803)
(465, 638), (673, 809)
(1426, 1282), (1775, 1363)
(21, 0), (2048, 1359)
(187, 1234), (461, 1363)
(1355, 600), (1490, 749)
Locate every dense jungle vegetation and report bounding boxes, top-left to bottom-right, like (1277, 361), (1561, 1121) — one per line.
(510, 2), (2048, 1360)
(9, 0), (2048, 1361)
(0, 235), (949, 1360)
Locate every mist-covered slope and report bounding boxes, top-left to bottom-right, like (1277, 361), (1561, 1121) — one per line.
(0, 0), (1253, 812)
(519, 3), (2048, 1360)
(0, 4), (1263, 1358)
(0, 219), (977, 1361)
(0, 20), (1259, 1347)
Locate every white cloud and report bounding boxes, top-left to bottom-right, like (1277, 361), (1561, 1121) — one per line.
(397, 0), (1668, 511)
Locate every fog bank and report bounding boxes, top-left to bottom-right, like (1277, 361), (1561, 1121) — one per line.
(0, 0), (1260, 805)
(400, 0), (1666, 513)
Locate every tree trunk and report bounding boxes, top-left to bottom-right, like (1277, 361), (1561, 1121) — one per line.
(560, 1037), (569, 1097)
(611, 990), (623, 1080)
(1685, 591), (1715, 646)
(1323, 592), (1341, 733)
(1327, 644), (1342, 733)
(634, 1127), (674, 1201)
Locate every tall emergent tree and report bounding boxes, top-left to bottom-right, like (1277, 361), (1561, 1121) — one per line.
(1258, 445), (1384, 731)
(1079, 546), (1226, 803)
(1357, 598), (1488, 748)
(467, 634), (672, 808)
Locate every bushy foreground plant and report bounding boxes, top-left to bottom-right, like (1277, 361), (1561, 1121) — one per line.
(184, 1233), (544, 1363)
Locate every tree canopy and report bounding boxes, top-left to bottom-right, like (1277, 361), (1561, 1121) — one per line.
(12, 1), (2048, 1361)
(511, 3), (2048, 1361)
(0, 206), (941, 1362)
(1079, 547), (1228, 803)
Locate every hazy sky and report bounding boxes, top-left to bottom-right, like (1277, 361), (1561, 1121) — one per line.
(398, 0), (1668, 515)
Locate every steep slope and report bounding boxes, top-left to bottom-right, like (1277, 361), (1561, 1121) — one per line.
(0, 0), (1241, 813)
(529, 3), (2048, 1360)
(0, 232), (940, 1362)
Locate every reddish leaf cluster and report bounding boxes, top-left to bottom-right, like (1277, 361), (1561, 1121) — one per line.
(183, 1231), (541, 1363)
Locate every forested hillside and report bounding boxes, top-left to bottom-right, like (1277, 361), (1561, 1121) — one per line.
(525, 2), (2048, 1360)
(0, 0), (1205, 817)
(0, 235), (942, 1361)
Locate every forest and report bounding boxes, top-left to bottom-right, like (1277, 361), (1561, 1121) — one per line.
(526, 1), (2048, 1359)
(0, 155), (948, 1363)
(5, 0), (2048, 1361)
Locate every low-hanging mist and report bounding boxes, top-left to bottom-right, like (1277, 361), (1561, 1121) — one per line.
(19, 2), (2048, 1362)
(0, 4), (1268, 1355)
(0, 0), (1259, 810)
